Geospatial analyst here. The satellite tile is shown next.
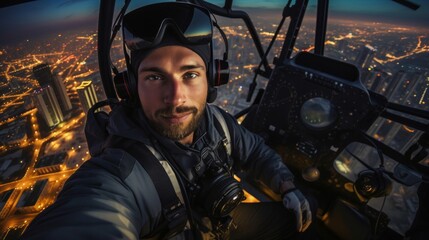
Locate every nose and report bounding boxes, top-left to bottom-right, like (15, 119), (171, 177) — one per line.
(163, 77), (186, 106)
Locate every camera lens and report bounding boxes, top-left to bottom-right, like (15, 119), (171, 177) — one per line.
(200, 172), (244, 218)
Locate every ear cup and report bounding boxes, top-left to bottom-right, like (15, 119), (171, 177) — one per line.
(113, 71), (130, 100)
(207, 87), (218, 103)
(206, 59), (229, 103)
(213, 59), (229, 86)
(126, 69), (138, 101)
(354, 169), (392, 199)
(113, 70), (137, 101)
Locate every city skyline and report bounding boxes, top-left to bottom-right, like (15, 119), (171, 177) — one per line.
(1, 0), (429, 45)
(0, 1), (428, 238)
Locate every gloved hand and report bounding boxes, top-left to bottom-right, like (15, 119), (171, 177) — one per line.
(282, 188), (312, 232)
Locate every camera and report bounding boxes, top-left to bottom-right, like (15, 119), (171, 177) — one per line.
(193, 147), (244, 218)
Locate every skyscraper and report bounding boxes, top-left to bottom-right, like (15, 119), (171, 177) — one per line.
(361, 69), (388, 94)
(385, 70), (407, 100)
(337, 39), (348, 53)
(33, 86), (64, 128)
(52, 74), (72, 112)
(355, 44), (376, 69)
(76, 80), (98, 114)
(32, 64), (72, 114)
(388, 71), (420, 106)
(33, 64), (53, 87)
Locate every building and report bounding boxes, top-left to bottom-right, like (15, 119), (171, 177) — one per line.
(34, 152), (68, 175)
(357, 71), (425, 163)
(0, 119), (27, 149)
(388, 71), (421, 106)
(33, 86), (64, 128)
(52, 74), (72, 113)
(355, 44), (376, 69)
(76, 80), (99, 114)
(385, 70), (407, 100)
(337, 39), (348, 53)
(0, 189), (14, 220)
(362, 69), (389, 94)
(15, 179), (48, 214)
(33, 63), (72, 114)
(33, 64), (53, 87)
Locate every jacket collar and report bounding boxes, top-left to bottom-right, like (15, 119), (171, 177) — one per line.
(106, 103), (226, 181)
(106, 103), (223, 152)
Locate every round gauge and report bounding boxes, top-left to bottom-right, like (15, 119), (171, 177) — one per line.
(300, 97), (337, 129)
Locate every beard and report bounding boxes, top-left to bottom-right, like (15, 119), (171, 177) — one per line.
(150, 105), (205, 141)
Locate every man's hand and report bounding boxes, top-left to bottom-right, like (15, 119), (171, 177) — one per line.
(282, 188), (312, 232)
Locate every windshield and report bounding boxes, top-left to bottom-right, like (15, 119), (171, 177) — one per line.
(0, 0), (428, 238)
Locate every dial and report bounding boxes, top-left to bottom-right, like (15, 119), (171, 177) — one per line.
(300, 97), (337, 129)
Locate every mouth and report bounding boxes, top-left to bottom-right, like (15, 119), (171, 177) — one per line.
(161, 112), (192, 124)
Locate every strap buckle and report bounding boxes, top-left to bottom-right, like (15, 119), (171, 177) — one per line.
(163, 202), (186, 222)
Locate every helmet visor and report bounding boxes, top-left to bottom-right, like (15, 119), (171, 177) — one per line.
(123, 2), (213, 51)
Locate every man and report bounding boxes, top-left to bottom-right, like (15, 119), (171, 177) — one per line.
(20, 2), (313, 239)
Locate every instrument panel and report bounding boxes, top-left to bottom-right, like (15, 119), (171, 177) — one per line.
(252, 52), (376, 159)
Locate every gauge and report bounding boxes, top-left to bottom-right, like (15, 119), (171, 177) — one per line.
(300, 97), (337, 129)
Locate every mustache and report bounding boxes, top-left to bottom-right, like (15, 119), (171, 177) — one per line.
(155, 106), (198, 117)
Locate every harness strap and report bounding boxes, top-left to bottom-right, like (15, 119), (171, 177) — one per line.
(106, 136), (187, 239)
(145, 144), (185, 204)
(211, 106), (231, 155)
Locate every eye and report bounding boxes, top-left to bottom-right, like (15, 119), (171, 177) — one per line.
(184, 72), (199, 79)
(145, 74), (163, 81)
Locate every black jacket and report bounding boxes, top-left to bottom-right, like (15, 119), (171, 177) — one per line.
(20, 103), (294, 239)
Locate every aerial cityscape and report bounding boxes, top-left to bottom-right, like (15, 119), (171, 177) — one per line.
(1, 5), (428, 239)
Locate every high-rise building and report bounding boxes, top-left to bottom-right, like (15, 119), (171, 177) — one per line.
(388, 71), (420, 106)
(405, 72), (426, 108)
(355, 44), (376, 69)
(33, 64), (53, 87)
(76, 80), (98, 114)
(359, 71), (426, 163)
(33, 63), (72, 114)
(385, 70), (407, 100)
(33, 86), (64, 128)
(337, 39), (348, 53)
(370, 73), (383, 92)
(52, 74), (72, 112)
(418, 75), (429, 109)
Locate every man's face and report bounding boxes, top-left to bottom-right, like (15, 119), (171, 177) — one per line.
(137, 45), (208, 144)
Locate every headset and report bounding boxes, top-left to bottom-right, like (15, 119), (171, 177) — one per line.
(111, 3), (230, 104)
(349, 131), (393, 200)
(354, 168), (392, 200)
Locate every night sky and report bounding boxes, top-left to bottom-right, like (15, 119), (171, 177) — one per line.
(0, 0), (428, 45)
